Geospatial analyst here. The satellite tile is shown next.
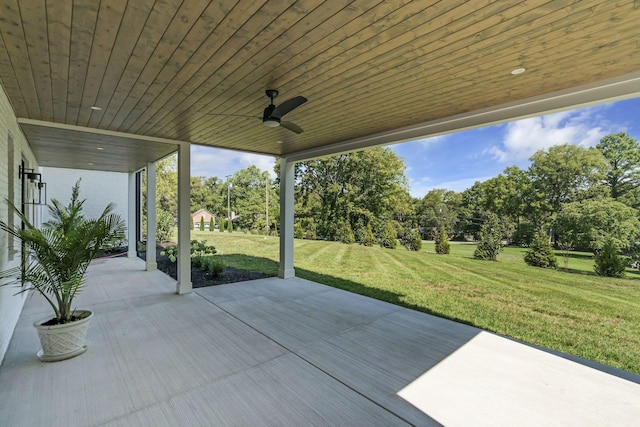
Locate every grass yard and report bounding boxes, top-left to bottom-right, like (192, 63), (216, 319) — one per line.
(192, 231), (640, 374)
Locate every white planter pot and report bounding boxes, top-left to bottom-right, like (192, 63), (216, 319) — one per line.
(34, 310), (93, 362)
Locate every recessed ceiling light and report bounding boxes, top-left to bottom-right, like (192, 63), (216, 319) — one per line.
(87, 162), (94, 166)
(276, 140), (284, 144)
(511, 67), (526, 75)
(90, 106), (102, 111)
(96, 147), (103, 150)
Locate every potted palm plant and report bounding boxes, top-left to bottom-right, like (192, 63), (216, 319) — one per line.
(0, 181), (125, 362)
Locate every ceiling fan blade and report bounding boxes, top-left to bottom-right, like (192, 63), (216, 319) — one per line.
(280, 121), (304, 134)
(271, 96), (307, 119)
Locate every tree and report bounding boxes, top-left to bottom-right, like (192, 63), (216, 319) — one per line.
(379, 221), (398, 249)
(528, 144), (608, 214)
(403, 229), (422, 251)
(292, 148), (411, 240)
(156, 210), (175, 243)
(558, 239), (573, 271)
(229, 167), (277, 230)
(596, 132), (640, 199)
(524, 233), (557, 268)
(199, 216), (205, 231)
(474, 213), (503, 261)
(553, 197), (639, 252)
(435, 224), (450, 254)
(143, 156), (178, 242)
(191, 176), (225, 215)
(596, 132), (640, 209)
(339, 221), (355, 244)
(209, 217), (215, 232)
(155, 155), (178, 215)
(460, 166), (535, 239)
(362, 224), (375, 247)
(415, 189), (462, 239)
(594, 239), (626, 277)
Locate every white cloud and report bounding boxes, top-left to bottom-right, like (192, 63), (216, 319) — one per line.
(190, 146), (276, 179)
(409, 175), (492, 197)
(485, 106), (613, 162)
(418, 134), (449, 148)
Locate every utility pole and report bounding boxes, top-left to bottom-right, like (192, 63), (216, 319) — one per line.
(226, 175), (232, 225)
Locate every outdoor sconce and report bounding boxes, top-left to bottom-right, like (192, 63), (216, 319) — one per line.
(19, 165), (47, 205)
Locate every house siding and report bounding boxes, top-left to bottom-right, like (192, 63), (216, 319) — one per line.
(0, 83), (37, 365)
(192, 209), (215, 229)
(40, 167), (129, 229)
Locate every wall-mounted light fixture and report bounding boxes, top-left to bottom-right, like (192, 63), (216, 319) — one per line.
(19, 165), (47, 205)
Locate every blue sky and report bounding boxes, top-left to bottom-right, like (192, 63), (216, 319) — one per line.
(191, 96), (640, 198)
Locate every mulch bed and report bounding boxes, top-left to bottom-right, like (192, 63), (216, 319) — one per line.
(99, 245), (271, 289)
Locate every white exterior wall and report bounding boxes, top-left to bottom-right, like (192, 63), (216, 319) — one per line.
(39, 168), (129, 228)
(0, 84), (38, 365)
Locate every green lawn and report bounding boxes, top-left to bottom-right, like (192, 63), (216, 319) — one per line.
(192, 231), (640, 374)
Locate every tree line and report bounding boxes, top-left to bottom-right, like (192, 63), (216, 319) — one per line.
(428, 132), (640, 255)
(150, 132), (640, 260)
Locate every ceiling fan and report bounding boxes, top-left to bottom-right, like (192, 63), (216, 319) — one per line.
(207, 90), (307, 134)
(261, 89), (307, 134)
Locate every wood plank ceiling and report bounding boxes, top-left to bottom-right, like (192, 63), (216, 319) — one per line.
(1, 0), (639, 172)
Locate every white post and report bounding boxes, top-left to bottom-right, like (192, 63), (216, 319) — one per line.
(278, 157), (295, 279)
(176, 143), (192, 294)
(146, 162), (157, 271)
(127, 172), (137, 258)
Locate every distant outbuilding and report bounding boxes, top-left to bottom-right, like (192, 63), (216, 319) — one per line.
(192, 209), (215, 230)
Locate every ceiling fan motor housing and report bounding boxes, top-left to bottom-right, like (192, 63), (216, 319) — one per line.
(263, 104), (280, 127)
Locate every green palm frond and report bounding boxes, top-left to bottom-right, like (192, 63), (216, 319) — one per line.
(0, 182), (125, 324)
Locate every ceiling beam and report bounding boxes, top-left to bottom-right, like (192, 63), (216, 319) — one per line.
(16, 118), (191, 147)
(285, 71), (640, 163)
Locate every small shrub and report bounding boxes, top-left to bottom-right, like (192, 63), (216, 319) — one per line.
(340, 222), (355, 244)
(304, 226), (317, 240)
(404, 229), (422, 251)
(362, 224), (375, 247)
(199, 216), (205, 231)
(379, 222), (397, 249)
(161, 244), (178, 262)
(474, 213), (503, 261)
(191, 239), (216, 260)
(435, 225), (450, 254)
(156, 209), (175, 243)
(594, 239), (626, 277)
(227, 219), (233, 233)
(294, 223), (304, 239)
(209, 218), (214, 232)
(524, 233), (557, 268)
(202, 256), (224, 278)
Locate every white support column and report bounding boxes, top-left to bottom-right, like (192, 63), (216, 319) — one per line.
(146, 162), (157, 271)
(176, 143), (192, 294)
(278, 157), (295, 279)
(127, 172), (137, 258)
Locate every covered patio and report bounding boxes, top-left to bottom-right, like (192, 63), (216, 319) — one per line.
(1, 258), (639, 426)
(2, 2), (640, 424)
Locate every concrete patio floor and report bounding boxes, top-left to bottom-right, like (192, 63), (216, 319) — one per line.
(1, 257), (639, 426)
